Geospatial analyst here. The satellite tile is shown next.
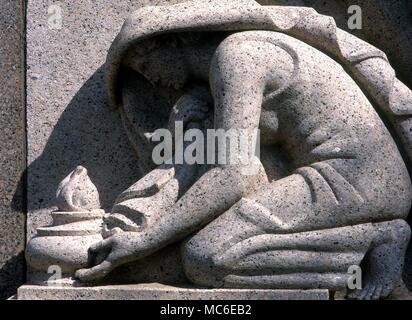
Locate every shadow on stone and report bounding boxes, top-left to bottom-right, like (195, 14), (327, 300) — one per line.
(24, 66), (141, 233)
(19, 65), (186, 285)
(0, 252), (25, 300)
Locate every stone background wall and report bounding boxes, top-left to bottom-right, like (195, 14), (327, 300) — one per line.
(0, 0), (26, 300)
(25, 0), (190, 241)
(25, 0), (191, 284)
(0, 0), (411, 298)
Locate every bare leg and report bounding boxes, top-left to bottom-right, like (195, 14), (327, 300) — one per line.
(182, 195), (410, 298)
(182, 196), (373, 290)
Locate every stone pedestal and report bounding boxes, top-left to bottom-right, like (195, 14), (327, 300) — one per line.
(16, 283), (329, 300)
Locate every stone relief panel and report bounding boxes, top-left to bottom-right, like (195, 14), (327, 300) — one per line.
(25, 0), (412, 300)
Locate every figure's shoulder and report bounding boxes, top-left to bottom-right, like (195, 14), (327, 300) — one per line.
(212, 33), (256, 61)
(217, 31), (301, 49)
(214, 31), (273, 55)
(213, 31), (300, 64)
(211, 31), (298, 79)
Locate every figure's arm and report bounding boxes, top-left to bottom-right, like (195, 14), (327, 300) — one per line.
(76, 40), (271, 281)
(149, 39), (271, 233)
(167, 85), (212, 136)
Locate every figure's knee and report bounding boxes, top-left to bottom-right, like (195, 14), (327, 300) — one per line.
(181, 235), (225, 288)
(373, 219), (411, 246)
(387, 219), (411, 244)
(369, 163), (412, 220)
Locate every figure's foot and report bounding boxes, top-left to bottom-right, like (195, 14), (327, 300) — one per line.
(347, 220), (410, 300)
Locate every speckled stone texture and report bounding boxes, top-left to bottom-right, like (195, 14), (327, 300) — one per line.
(0, 0), (26, 300)
(16, 283), (329, 300)
(26, 0), (187, 281)
(24, 0), (412, 301)
(335, 280), (412, 300)
(25, 166), (105, 281)
(258, 0), (412, 292)
(68, 0), (412, 300)
(258, 0), (412, 89)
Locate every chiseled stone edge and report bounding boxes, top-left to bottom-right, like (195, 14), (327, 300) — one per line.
(0, 0), (26, 300)
(17, 283), (329, 300)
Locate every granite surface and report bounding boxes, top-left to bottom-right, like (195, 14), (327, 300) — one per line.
(26, 0), (139, 240)
(26, 0), (188, 238)
(25, 0), (189, 283)
(65, 0), (411, 300)
(258, 0), (412, 88)
(17, 283), (329, 300)
(22, 0), (412, 300)
(0, 0), (26, 300)
(335, 280), (412, 300)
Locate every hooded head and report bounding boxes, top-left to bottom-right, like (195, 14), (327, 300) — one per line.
(105, 0), (388, 109)
(124, 34), (190, 90)
(107, 0), (411, 185)
(105, 0), (273, 107)
(122, 32), (224, 91)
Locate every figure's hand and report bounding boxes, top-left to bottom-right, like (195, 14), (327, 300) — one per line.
(75, 232), (140, 282)
(168, 93), (210, 130)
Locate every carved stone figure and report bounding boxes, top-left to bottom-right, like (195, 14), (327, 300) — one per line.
(27, 0), (412, 300)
